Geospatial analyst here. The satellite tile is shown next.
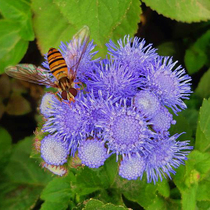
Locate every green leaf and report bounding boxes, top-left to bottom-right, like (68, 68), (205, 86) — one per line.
(195, 68), (210, 99)
(118, 177), (158, 209)
(0, 127), (12, 157)
(6, 93), (31, 115)
(32, 0), (141, 57)
(0, 20), (28, 74)
(74, 155), (118, 196)
(143, 0), (210, 23)
(185, 30), (210, 74)
(197, 201), (210, 210)
(95, 189), (124, 206)
(41, 202), (69, 210)
(0, 0), (34, 40)
(0, 136), (52, 210)
(157, 179), (170, 198)
(185, 151), (210, 185)
(195, 98), (210, 152)
(0, 74), (11, 99)
(181, 184), (197, 210)
(181, 109), (199, 135)
(0, 127), (12, 170)
(197, 179), (210, 201)
(146, 196), (166, 210)
(40, 173), (75, 210)
(97, 155), (118, 188)
(83, 199), (128, 210)
(157, 42), (176, 56)
(174, 151), (210, 210)
(169, 113), (193, 141)
(75, 167), (106, 196)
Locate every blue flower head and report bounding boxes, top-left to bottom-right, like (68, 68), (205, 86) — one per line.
(40, 92), (57, 118)
(106, 36), (158, 76)
(78, 138), (109, 168)
(94, 98), (155, 158)
(146, 133), (193, 184)
(150, 106), (176, 133)
(41, 134), (70, 166)
(38, 34), (192, 183)
(42, 94), (90, 155)
(133, 90), (161, 118)
(119, 154), (146, 180)
(85, 59), (144, 100)
(145, 57), (192, 114)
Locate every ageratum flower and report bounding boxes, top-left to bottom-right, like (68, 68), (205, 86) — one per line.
(41, 134), (70, 166)
(106, 36), (158, 76)
(38, 34), (193, 183)
(94, 98), (155, 157)
(40, 92), (57, 118)
(119, 154), (146, 180)
(133, 90), (161, 118)
(144, 57), (192, 114)
(78, 138), (109, 168)
(42, 94), (90, 155)
(145, 133), (193, 184)
(150, 106), (176, 133)
(85, 59), (144, 100)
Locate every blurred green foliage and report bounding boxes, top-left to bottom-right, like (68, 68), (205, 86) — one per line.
(0, 0), (210, 209)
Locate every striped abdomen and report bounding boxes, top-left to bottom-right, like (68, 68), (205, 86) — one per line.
(47, 48), (68, 80)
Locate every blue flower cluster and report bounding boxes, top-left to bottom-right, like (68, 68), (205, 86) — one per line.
(39, 35), (193, 183)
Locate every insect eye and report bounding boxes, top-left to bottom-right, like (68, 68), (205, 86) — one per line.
(61, 91), (68, 100)
(69, 88), (77, 97)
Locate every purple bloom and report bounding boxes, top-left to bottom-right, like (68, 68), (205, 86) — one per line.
(150, 106), (176, 133)
(119, 154), (146, 180)
(40, 92), (57, 118)
(106, 36), (158, 76)
(133, 90), (161, 118)
(41, 135), (70, 166)
(85, 59), (143, 100)
(78, 139), (109, 168)
(145, 133), (193, 184)
(42, 94), (89, 155)
(145, 57), (192, 114)
(94, 98), (155, 157)
(37, 34), (192, 183)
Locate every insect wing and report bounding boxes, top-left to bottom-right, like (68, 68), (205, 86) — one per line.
(5, 64), (56, 87)
(67, 26), (90, 76)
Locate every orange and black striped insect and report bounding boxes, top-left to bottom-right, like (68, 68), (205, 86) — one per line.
(5, 26), (90, 103)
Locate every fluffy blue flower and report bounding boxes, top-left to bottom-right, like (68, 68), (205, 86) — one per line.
(78, 139), (109, 168)
(41, 135), (70, 166)
(150, 106), (176, 133)
(119, 154), (146, 180)
(145, 133), (193, 184)
(85, 59), (144, 100)
(133, 90), (161, 118)
(42, 94), (90, 155)
(38, 34), (193, 183)
(40, 92), (57, 118)
(145, 57), (192, 114)
(94, 98), (155, 157)
(106, 36), (158, 76)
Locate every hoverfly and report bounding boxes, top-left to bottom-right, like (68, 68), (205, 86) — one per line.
(5, 26), (90, 103)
